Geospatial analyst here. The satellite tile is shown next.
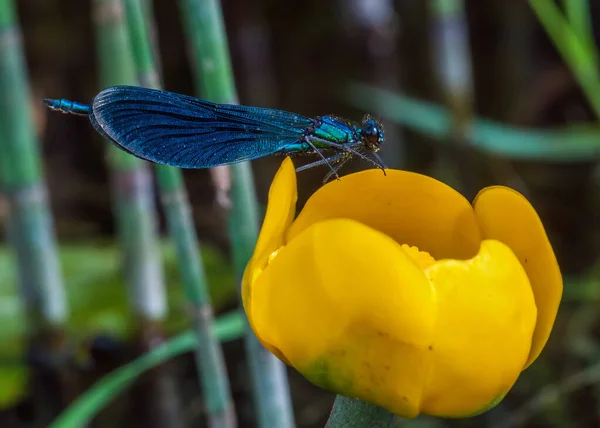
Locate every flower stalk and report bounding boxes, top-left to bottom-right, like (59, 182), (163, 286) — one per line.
(325, 396), (400, 428)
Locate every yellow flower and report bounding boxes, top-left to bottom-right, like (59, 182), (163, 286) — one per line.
(242, 157), (562, 418)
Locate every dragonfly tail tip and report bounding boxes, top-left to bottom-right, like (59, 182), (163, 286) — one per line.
(44, 98), (91, 116)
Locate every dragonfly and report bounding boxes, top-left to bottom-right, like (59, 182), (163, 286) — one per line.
(44, 85), (387, 183)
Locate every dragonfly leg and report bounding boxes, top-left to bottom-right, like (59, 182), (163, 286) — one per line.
(303, 139), (341, 180)
(346, 142), (387, 175)
(322, 153), (353, 184)
(305, 136), (385, 171)
(371, 150), (388, 175)
(295, 152), (345, 173)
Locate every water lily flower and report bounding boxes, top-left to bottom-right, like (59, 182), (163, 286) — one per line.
(242, 157), (562, 418)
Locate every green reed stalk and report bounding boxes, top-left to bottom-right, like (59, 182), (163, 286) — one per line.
(93, 0), (167, 324)
(123, 1), (236, 426)
(428, 0), (478, 195)
(563, 0), (597, 69)
(529, 0), (600, 120)
(429, 0), (473, 136)
(138, 0), (163, 83)
(0, 0), (67, 329)
(177, 1), (296, 427)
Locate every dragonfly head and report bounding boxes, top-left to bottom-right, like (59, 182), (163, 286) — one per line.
(360, 115), (384, 151)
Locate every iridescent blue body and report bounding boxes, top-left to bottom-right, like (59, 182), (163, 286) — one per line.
(44, 86), (386, 181)
(45, 99), (91, 116)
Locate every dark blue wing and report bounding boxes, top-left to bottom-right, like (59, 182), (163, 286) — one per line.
(89, 86), (313, 168)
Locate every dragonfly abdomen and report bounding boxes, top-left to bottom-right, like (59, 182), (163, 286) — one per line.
(44, 98), (91, 116)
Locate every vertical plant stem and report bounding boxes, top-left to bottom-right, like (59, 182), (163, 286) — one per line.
(325, 396), (400, 428)
(429, 0), (473, 140)
(529, 0), (600, 120)
(563, 0), (597, 68)
(0, 1), (76, 419)
(124, 1), (236, 427)
(177, 1), (296, 427)
(428, 0), (479, 197)
(139, 0), (163, 84)
(0, 0), (67, 331)
(341, 0), (404, 168)
(93, 0), (167, 325)
(430, 0), (529, 196)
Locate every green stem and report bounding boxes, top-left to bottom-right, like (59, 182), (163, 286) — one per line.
(48, 310), (245, 428)
(563, 0), (597, 69)
(123, 0), (236, 426)
(429, 0), (473, 136)
(177, 1), (295, 427)
(0, 0), (67, 327)
(325, 396), (401, 428)
(93, 0), (166, 322)
(529, 0), (600, 120)
(428, 0), (479, 197)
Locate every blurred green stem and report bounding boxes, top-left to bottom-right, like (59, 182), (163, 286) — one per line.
(124, 0), (236, 426)
(428, 0), (478, 197)
(429, 0), (473, 136)
(530, 0), (600, 120)
(0, 0), (67, 328)
(563, 0), (597, 68)
(93, 0), (167, 323)
(177, 1), (296, 427)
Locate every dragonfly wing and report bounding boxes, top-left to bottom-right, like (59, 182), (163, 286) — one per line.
(89, 86), (313, 168)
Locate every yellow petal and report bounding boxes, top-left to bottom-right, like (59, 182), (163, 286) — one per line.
(242, 157), (297, 314)
(286, 169), (482, 260)
(250, 218), (437, 417)
(422, 240), (537, 417)
(473, 187), (562, 368)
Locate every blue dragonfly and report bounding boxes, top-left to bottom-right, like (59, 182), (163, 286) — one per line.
(44, 85), (387, 183)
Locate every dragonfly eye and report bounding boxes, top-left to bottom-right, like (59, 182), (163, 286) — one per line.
(361, 118), (384, 148)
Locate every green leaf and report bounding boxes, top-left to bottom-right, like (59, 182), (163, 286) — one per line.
(48, 310), (245, 428)
(0, 240), (237, 408)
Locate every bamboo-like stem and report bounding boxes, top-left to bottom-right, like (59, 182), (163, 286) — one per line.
(428, 0), (479, 196)
(429, 0), (473, 139)
(123, 1), (236, 427)
(429, 0), (529, 196)
(341, 0), (404, 169)
(0, 1), (76, 417)
(138, 0), (163, 85)
(0, 0), (67, 330)
(92, 0), (167, 324)
(177, 1), (296, 427)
